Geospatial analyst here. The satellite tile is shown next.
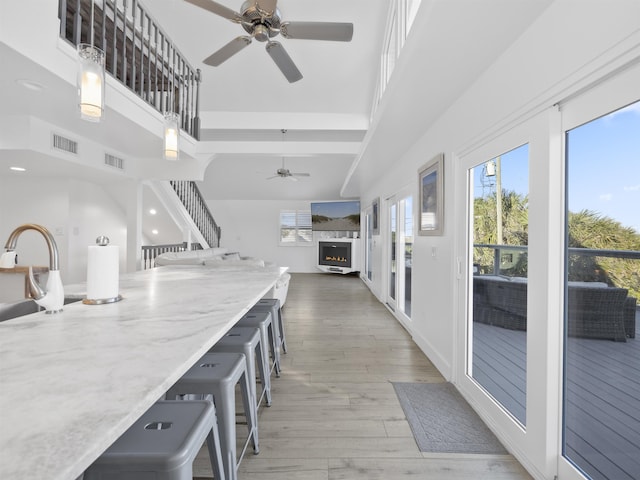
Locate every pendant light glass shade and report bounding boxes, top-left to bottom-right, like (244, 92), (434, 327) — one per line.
(77, 44), (105, 122)
(163, 112), (180, 161)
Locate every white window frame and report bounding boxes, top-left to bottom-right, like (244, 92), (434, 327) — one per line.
(279, 209), (312, 246)
(371, 0), (422, 120)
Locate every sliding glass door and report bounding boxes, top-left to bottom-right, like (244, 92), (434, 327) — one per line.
(469, 144), (530, 425)
(365, 206), (373, 282)
(387, 193), (413, 320)
(562, 100), (640, 480)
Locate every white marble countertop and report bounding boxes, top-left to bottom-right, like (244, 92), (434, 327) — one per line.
(0, 264), (285, 480)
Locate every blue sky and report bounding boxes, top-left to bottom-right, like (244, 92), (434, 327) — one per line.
(474, 101), (640, 233)
(567, 101), (640, 233)
(311, 201), (360, 218)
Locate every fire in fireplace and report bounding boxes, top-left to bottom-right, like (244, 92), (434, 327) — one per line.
(318, 241), (352, 268)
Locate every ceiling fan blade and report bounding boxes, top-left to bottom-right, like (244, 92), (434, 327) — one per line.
(265, 41), (303, 83)
(184, 0), (242, 23)
(255, 0), (278, 16)
(204, 36), (252, 66)
(291, 173), (310, 177)
(281, 21), (354, 42)
(286, 176), (299, 182)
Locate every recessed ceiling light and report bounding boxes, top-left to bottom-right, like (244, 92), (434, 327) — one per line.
(152, 229), (159, 235)
(9, 166), (26, 172)
(16, 79), (45, 92)
(149, 208), (157, 215)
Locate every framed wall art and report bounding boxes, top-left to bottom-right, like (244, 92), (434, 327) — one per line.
(372, 197), (380, 235)
(418, 153), (444, 236)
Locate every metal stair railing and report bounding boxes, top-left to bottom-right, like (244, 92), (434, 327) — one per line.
(141, 242), (202, 270)
(58, 0), (201, 139)
(170, 180), (221, 248)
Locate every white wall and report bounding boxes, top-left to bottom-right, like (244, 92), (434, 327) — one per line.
(355, 2), (640, 479)
(207, 199), (318, 272)
(0, 175), (128, 287)
(67, 179), (128, 283)
(207, 199), (366, 273)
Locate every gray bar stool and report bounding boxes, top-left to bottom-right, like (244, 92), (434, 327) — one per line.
(250, 298), (287, 369)
(165, 352), (258, 480)
(83, 400), (225, 480)
(236, 310), (279, 380)
(210, 326), (270, 408)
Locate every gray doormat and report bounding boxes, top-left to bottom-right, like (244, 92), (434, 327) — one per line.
(392, 382), (508, 454)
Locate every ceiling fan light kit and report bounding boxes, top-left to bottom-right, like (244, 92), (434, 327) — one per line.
(185, 0), (354, 82)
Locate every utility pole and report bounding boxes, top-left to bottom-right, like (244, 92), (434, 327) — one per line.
(495, 156), (503, 245)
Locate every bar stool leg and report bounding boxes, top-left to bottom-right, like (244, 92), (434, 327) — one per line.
(277, 307), (288, 354)
(268, 320), (282, 377)
(205, 423), (225, 480)
(255, 338), (271, 406)
(239, 370), (259, 455)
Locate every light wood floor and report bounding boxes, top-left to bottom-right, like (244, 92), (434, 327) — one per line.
(195, 272), (532, 479)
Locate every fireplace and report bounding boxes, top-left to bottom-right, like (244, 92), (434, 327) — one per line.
(319, 241), (352, 267)
(317, 238), (360, 274)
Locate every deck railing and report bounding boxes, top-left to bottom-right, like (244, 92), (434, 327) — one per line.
(474, 243), (639, 299)
(58, 0), (201, 139)
(474, 244), (640, 277)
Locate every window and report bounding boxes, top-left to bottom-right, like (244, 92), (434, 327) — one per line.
(371, 0), (423, 119)
(279, 210), (312, 245)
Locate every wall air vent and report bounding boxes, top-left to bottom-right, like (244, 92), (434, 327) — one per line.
(104, 153), (125, 171)
(52, 133), (78, 154)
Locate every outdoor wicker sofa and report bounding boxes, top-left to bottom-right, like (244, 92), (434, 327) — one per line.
(473, 275), (636, 341)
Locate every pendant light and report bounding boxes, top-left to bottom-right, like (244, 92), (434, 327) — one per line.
(163, 112), (180, 161)
(77, 1), (105, 122)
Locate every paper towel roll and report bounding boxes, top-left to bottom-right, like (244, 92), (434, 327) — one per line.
(86, 244), (119, 301)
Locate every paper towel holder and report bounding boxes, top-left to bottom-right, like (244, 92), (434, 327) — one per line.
(83, 296), (122, 305)
(83, 236), (123, 305)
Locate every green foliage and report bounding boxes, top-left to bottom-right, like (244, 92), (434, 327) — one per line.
(344, 214), (361, 224)
(473, 190), (529, 275)
(568, 210), (640, 298)
(473, 193), (639, 298)
(311, 214), (331, 223)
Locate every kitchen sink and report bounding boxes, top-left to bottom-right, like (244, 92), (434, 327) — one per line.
(0, 295), (83, 322)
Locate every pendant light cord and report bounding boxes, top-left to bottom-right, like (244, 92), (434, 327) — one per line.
(90, 0), (95, 47)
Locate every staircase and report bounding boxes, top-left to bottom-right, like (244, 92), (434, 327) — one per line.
(57, 1), (219, 267)
(143, 180), (221, 269)
(169, 180), (221, 249)
(58, 0), (220, 267)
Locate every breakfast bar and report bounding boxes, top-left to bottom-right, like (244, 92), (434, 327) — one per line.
(0, 264), (285, 480)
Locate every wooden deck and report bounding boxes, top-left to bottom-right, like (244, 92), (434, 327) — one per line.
(473, 312), (640, 480)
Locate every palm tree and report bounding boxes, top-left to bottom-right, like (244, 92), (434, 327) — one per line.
(473, 198), (639, 298)
(568, 210), (640, 298)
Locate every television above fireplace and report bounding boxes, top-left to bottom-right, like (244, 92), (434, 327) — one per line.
(317, 238), (360, 274)
(311, 201), (360, 232)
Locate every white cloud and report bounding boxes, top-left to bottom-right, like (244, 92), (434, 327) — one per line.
(623, 184), (640, 192)
(609, 102), (640, 118)
(599, 193), (613, 201)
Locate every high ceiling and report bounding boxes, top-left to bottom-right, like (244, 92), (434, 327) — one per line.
(147, 0), (389, 201)
(0, 0), (556, 210)
(0, 0), (388, 200)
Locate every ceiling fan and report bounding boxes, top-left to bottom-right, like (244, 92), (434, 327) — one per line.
(267, 157), (310, 181)
(184, 0), (354, 82)
(264, 129), (310, 180)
